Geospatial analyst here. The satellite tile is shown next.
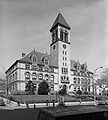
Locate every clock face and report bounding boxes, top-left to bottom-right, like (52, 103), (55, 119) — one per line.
(53, 45), (55, 50)
(63, 44), (66, 49)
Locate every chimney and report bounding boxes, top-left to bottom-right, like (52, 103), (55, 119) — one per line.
(22, 53), (26, 57)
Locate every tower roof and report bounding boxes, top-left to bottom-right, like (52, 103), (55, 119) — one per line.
(50, 13), (71, 32)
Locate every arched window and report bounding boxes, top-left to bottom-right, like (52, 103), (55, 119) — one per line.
(50, 84), (54, 91)
(32, 73), (37, 80)
(25, 72), (30, 80)
(38, 73), (43, 80)
(51, 75), (54, 81)
(45, 74), (49, 81)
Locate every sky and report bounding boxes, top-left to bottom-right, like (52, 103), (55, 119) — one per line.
(0, 0), (108, 74)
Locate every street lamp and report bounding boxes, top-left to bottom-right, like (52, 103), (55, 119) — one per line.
(93, 66), (103, 105)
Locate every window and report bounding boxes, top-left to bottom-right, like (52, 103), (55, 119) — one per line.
(78, 78), (80, 84)
(62, 68), (63, 74)
(63, 63), (64, 66)
(38, 73), (43, 80)
(77, 72), (80, 76)
(51, 75), (54, 81)
(52, 32), (55, 42)
(88, 79), (90, 84)
(39, 66), (43, 71)
(64, 31), (68, 42)
(67, 77), (69, 81)
(33, 57), (36, 63)
(81, 72), (83, 76)
(44, 59), (49, 65)
(51, 68), (54, 72)
(32, 65), (37, 70)
(73, 71), (76, 75)
(60, 30), (63, 41)
(61, 76), (63, 80)
(55, 29), (58, 40)
(65, 51), (66, 55)
(65, 57), (67, 61)
(78, 86), (80, 90)
(26, 64), (30, 69)
(88, 86), (90, 92)
(65, 63), (67, 66)
(25, 72), (30, 80)
(32, 73), (37, 80)
(44, 67), (49, 72)
(50, 84), (54, 91)
(45, 74), (49, 81)
(74, 86), (76, 91)
(63, 57), (64, 60)
(73, 77), (76, 83)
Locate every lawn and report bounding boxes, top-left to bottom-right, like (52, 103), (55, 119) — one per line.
(12, 94), (78, 103)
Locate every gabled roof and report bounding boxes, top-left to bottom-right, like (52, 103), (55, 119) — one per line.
(50, 13), (71, 32)
(19, 50), (58, 68)
(70, 59), (93, 73)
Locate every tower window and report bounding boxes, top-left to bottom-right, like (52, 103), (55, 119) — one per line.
(60, 30), (63, 41)
(64, 32), (68, 42)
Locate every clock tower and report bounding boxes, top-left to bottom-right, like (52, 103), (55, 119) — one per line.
(50, 13), (71, 90)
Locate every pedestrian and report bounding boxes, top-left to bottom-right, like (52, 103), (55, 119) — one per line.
(34, 104), (36, 108)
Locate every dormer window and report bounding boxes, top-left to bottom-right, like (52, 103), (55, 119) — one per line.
(25, 64), (30, 69)
(33, 57), (36, 63)
(44, 59), (49, 65)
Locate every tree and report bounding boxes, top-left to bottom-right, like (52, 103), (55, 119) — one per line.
(38, 80), (50, 95)
(58, 85), (67, 96)
(25, 81), (36, 95)
(96, 68), (108, 93)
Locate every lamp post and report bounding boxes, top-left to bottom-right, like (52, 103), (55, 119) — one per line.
(93, 66), (103, 105)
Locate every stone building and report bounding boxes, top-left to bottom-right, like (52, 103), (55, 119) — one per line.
(5, 13), (93, 93)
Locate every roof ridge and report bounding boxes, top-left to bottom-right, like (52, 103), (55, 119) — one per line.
(50, 13), (71, 32)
